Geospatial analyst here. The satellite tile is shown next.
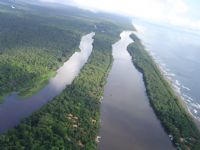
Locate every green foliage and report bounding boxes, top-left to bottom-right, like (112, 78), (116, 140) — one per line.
(0, 3), (126, 101)
(0, 31), (120, 149)
(0, 10), (84, 100)
(0, 2), (130, 149)
(128, 34), (200, 150)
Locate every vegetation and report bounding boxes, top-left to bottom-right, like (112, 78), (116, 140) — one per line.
(0, 3), (131, 101)
(0, 14), (122, 149)
(128, 34), (200, 150)
(0, 1), (132, 149)
(0, 8), (86, 101)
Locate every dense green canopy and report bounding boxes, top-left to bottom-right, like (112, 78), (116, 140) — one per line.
(128, 34), (200, 150)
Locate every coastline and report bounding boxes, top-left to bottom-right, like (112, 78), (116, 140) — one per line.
(128, 33), (200, 149)
(155, 61), (200, 130)
(138, 37), (200, 131)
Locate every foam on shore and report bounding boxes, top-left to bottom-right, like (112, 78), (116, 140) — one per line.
(144, 44), (200, 122)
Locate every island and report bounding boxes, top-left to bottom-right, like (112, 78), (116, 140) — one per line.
(0, 1), (200, 150)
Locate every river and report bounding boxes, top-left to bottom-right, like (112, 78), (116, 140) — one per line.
(99, 31), (174, 150)
(133, 19), (200, 123)
(0, 32), (95, 133)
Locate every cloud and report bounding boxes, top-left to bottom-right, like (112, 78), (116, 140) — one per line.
(73, 0), (188, 19)
(39, 0), (74, 5)
(38, 0), (200, 30)
(73, 0), (200, 30)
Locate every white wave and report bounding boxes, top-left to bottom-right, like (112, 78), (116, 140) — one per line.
(173, 84), (181, 94)
(175, 80), (181, 86)
(168, 73), (175, 77)
(197, 116), (200, 121)
(182, 85), (191, 91)
(187, 107), (197, 119)
(140, 43), (200, 122)
(182, 94), (193, 101)
(161, 69), (168, 75)
(136, 30), (200, 121)
(161, 63), (166, 67)
(194, 109), (198, 114)
(190, 103), (200, 109)
(184, 99), (191, 103)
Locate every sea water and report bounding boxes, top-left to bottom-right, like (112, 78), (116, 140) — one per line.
(133, 19), (200, 121)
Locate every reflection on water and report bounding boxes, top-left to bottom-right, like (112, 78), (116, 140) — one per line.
(99, 31), (174, 150)
(0, 32), (95, 133)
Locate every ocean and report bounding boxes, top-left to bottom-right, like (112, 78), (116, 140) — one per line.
(133, 19), (200, 121)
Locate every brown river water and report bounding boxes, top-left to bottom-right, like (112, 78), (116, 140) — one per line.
(98, 31), (175, 150)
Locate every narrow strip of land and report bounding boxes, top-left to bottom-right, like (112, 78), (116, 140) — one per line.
(128, 34), (200, 150)
(0, 31), (119, 149)
(99, 31), (174, 150)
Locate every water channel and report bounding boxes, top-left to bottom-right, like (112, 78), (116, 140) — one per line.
(0, 32), (95, 133)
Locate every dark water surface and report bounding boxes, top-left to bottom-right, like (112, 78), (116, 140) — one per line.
(0, 32), (95, 133)
(133, 20), (200, 122)
(99, 31), (174, 150)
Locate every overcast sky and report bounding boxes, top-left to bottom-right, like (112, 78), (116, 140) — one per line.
(39, 0), (200, 30)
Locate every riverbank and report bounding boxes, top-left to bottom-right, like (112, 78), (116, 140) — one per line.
(0, 32), (95, 133)
(0, 31), (120, 149)
(128, 34), (200, 149)
(99, 31), (174, 150)
(0, 7), (84, 103)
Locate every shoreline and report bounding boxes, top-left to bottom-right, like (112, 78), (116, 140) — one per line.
(156, 63), (200, 130)
(132, 30), (200, 130)
(0, 32), (95, 133)
(99, 31), (175, 150)
(145, 41), (200, 131)
(127, 33), (200, 149)
(0, 49), (77, 103)
(0, 31), (123, 149)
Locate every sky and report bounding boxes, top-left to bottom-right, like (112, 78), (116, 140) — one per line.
(39, 0), (200, 30)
